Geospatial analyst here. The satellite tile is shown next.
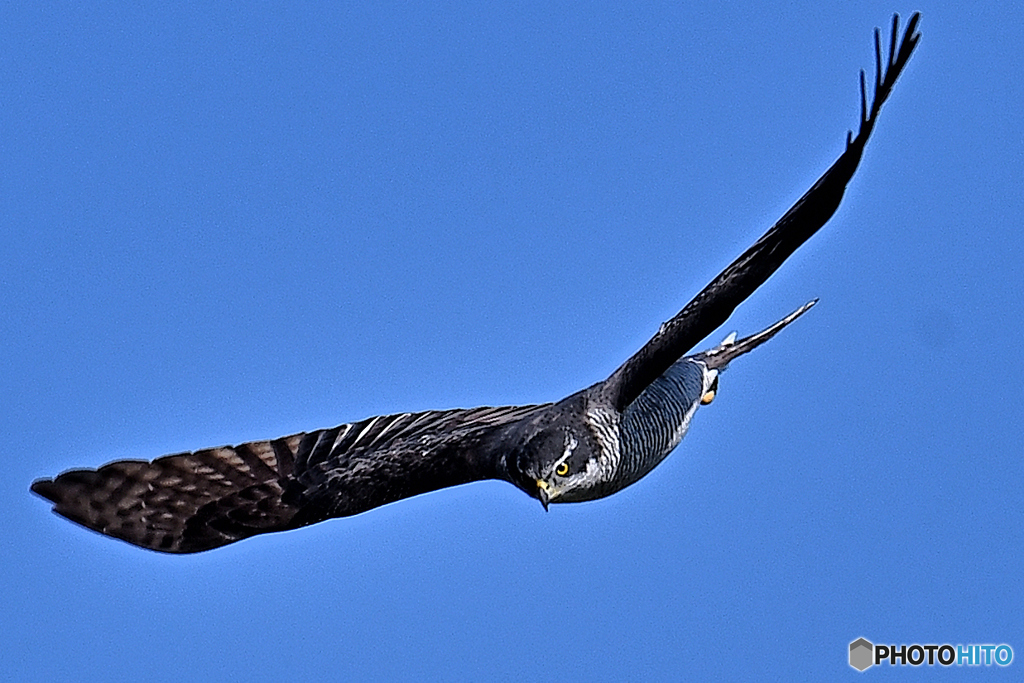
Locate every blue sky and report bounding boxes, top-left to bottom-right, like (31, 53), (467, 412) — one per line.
(3, 2), (1021, 680)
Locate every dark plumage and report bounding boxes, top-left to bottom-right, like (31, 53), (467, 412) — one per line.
(31, 14), (921, 553)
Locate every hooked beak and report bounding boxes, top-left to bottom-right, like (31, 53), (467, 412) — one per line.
(536, 479), (551, 511)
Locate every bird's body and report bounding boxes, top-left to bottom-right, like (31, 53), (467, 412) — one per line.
(31, 14), (921, 554)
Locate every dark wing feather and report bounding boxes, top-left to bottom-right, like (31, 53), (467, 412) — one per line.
(603, 13), (921, 412)
(31, 404), (544, 553)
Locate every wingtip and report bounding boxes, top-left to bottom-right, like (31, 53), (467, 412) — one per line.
(904, 11), (923, 39)
(30, 477), (57, 503)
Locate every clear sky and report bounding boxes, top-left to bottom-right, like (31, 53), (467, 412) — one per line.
(3, 2), (1021, 680)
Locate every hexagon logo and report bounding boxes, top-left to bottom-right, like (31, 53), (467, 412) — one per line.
(849, 638), (874, 671)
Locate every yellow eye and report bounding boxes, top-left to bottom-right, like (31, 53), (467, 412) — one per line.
(555, 462), (570, 477)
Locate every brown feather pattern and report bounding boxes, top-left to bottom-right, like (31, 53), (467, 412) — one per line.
(32, 404), (543, 553)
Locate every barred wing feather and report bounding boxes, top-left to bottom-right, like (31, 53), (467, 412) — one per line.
(31, 404), (544, 553)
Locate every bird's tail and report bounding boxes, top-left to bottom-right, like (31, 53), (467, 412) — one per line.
(697, 299), (817, 371)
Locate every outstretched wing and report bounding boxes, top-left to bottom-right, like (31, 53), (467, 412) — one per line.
(604, 13), (921, 412)
(31, 404), (543, 553)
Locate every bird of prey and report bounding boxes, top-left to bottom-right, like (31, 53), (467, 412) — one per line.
(31, 14), (920, 554)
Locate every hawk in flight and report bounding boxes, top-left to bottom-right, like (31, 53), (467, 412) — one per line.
(32, 14), (921, 553)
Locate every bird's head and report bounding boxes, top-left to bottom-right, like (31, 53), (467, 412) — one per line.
(504, 410), (612, 510)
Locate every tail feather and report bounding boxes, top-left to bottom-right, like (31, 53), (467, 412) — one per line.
(698, 299), (817, 370)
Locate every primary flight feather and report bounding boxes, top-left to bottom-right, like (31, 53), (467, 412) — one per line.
(31, 13), (921, 553)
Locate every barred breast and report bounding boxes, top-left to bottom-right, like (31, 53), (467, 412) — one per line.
(617, 358), (710, 490)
